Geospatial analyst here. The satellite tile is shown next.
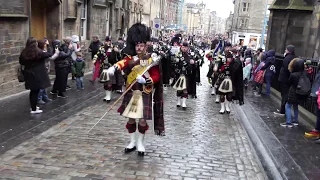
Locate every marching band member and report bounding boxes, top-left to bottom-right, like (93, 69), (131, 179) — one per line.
(107, 23), (165, 156)
(215, 46), (244, 114)
(93, 36), (123, 102)
(172, 42), (195, 110)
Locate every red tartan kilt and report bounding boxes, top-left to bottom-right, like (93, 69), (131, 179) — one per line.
(254, 70), (265, 84)
(100, 69), (124, 85)
(117, 90), (153, 120)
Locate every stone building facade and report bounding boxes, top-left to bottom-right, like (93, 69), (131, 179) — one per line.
(229, 0), (272, 49)
(164, 0), (180, 26)
(266, 0), (316, 57)
(0, 0), (144, 98)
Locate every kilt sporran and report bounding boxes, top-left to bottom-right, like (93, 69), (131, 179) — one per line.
(218, 77), (233, 93)
(173, 75), (187, 91)
(122, 90), (143, 119)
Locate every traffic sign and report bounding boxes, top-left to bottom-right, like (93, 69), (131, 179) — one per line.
(154, 18), (161, 29)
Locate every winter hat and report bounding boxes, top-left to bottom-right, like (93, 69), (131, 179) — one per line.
(105, 36), (111, 41)
(71, 35), (79, 43)
(286, 45), (295, 53)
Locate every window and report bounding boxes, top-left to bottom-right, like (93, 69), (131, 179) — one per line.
(239, 18), (249, 28)
(80, 0), (88, 40)
(243, 2), (250, 12)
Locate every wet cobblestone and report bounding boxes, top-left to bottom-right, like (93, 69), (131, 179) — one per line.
(0, 65), (265, 179)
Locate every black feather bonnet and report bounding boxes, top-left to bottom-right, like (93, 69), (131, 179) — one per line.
(122, 23), (151, 56)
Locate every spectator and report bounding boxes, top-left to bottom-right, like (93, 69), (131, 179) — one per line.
(89, 35), (103, 83)
(280, 58), (305, 127)
(274, 45), (296, 116)
(243, 58), (252, 89)
(259, 50), (276, 96)
(50, 39), (73, 98)
(62, 37), (74, 88)
(72, 52), (86, 91)
(305, 64), (320, 138)
(19, 37), (52, 114)
(254, 54), (266, 96)
(37, 39), (59, 104)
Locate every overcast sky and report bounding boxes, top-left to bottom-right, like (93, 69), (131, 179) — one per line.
(185, 0), (234, 18)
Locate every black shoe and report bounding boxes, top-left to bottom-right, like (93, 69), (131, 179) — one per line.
(177, 105), (181, 107)
(182, 107), (186, 110)
(138, 151), (145, 156)
(57, 93), (67, 98)
(124, 146), (136, 153)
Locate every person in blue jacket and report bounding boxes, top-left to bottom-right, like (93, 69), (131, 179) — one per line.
(259, 50), (276, 96)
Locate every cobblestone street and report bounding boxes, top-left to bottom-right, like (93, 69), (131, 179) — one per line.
(0, 66), (266, 180)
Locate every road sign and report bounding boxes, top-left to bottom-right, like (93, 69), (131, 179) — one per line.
(154, 18), (161, 29)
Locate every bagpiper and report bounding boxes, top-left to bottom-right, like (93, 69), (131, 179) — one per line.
(172, 42), (195, 110)
(188, 45), (202, 98)
(206, 39), (224, 103)
(94, 36), (124, 102)
(106, 23), (165, 156)
(214, 45), (244, 114)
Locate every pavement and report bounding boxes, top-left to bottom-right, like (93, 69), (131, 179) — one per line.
(237, 87), (320, 180)
(0, 75), (103, 154)
(0, 64), (266, 180)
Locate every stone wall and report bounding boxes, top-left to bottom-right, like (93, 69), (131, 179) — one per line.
(267, 10), (312, 55)
(307, 3), (320, 58)
(0, 19), (29, 98)
(266, 0), (315, 56)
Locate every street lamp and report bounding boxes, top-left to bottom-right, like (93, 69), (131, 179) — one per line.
(260, 0), (269, 49)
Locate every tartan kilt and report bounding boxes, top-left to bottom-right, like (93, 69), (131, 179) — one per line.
(108, 69), (124, 86)
(117, 90), (153, 120)
(211, 72), (219, 86)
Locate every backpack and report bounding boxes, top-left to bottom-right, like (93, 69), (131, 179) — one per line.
(296, 71), (311, 96)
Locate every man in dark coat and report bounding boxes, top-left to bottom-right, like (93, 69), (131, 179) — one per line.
(50, 40), (74, 98)
(274, 45), (296, 116)
(89, 35), (103, 59)
(230, 48), (244, 105)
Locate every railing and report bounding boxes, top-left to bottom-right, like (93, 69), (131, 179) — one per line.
(271, 55), (319, 115)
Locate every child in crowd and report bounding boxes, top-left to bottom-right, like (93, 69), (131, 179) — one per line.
(253, 60), (265, 96)
(72, 52), (86, 91)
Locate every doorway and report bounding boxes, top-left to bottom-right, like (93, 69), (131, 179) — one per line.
(31, 0), (47, 40)
(239, 39), (244, 46)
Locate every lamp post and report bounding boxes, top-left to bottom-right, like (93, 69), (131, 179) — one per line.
(260, 0), (269, 49)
